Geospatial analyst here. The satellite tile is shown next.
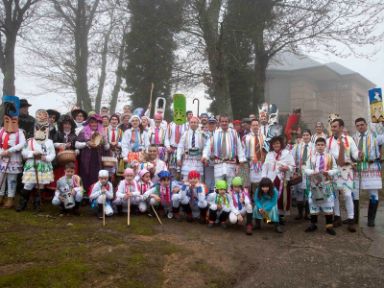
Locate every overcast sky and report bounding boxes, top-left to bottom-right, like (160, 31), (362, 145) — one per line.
(2, 29), (384, 117)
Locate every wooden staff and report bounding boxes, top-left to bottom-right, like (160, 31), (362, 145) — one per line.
(33, 155), (42, 209)
(151, 204), (163, 225)
(149, 82), (155, 115)
(102, 193), (106, 227)
(193, 98), (200, 116)
(127, 197), (131, 226)
(0, 157), (10, 191)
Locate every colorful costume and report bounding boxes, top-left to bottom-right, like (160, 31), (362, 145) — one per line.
(253, 187), (279, 223)
(52, 174), (83, 213)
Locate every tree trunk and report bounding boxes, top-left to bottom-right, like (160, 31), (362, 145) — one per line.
(110, 35), (125, 114)
(2, 32), (16, 96)
(253, 52), (268, 110)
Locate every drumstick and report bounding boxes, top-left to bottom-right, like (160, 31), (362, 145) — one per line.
(151, 204), (163, 225)
(127, 197), (131, 226)
(103, 194), (106, 227)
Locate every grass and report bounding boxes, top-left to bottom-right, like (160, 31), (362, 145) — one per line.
(0, 205), (235, 288)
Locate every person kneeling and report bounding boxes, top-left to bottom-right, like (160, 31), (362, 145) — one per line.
(207, 180), (233, 229)
(89, 170), (114, 219)
(228, 177), (253, 235)
(52, 162), (83, 215)
(253, 178), (283, 233)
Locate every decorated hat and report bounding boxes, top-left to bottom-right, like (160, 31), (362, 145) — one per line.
(215, 180), (227, 190)
(232, 177), (243, 187)
(124, 168), (135, 176)
(208, 116), (217, 123)
(139, 169), (150, 178)
(35, 109), (49, 125)
(188, 170), (200, 180)
(98, 170), (109, 178)
(158, 170), (171, 179)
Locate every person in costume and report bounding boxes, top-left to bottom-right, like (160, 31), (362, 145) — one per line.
(119, 113), (131, 132)
(17, 109), (56, 212)
(199, 113), (209, 131)
(177, 116), (209, 181)
(172, 170), (208, 222)
(204, 116), (217, 193)
(243, 119), (265, 197)
(18, 99), (35, 139)
(311, 122), (327, 144)
(327, 118), (359, 232)
(89, 170), (114, 218)
(353, 117), (383, 227)
(291, 129), (314, 220)
(202, 115), (246, 187)
(0, 96), (26, 208)
(105, 114), (123, 184)
(142, 170), (181, 218)
(228, 177), (253, 235)
(258, 109), (269, 139)
(47, 109), (60, 140)
(113, 168), (139, 215)
(71, 108), (88, 135)
(264, 104), (283, 152)
(121, 115), (149, 166)
(261, 136), (295, 224)
(253, 177), (283, 233)
(304, 137), (338, 235)
(207, 180), (233, 228)
(148, 113), (170, 162)
(75, 114), (110, 193)
(141, 116), (150, 132)
(136, 144), (168, 184)
(52, 162), (83, 215)
(134, 169), (153, 214)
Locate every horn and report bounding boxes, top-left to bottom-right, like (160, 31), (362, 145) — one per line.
(154, 97), (166, 116)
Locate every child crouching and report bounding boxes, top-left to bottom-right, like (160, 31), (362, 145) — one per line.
(113, 168), (139, 215)
(89, 170), (114, 219)
(207, 180), (233, 229)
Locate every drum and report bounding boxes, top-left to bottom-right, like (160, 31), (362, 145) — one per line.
(57, 150), (76, 165)
(90, 132), (103, 147)
(63, 191), (75, 209)
(102, 156), (118, 168)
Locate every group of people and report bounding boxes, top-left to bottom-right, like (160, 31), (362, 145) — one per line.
(0, 96), (381, 236)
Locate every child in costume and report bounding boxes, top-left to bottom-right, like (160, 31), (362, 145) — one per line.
(253, 177), (283, 233)
(172, 170), (208, 223)
(113, 168), (139, 215)
(304, 137), (338, 235)
(142, 170), (180, 218)
(0, 96), (26, 208)
(228, 177), (253, 235)
(52, 162), (83, 215)
(134, 169), (153, 213)
(207, 180), (233, 229)
(89, 170), (114, 219)
(18, 109), (56, 212)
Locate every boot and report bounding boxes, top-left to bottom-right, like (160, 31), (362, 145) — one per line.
(199, 208), (208, 224)
(368, 200), (379, 227)
(274, 223), (283, 233)
(304, 201), (311, 220)
(72, 202), (81, 216)
(353, 200), (359, 224)
(33, 191), (42, 213)
(16, 189), (30, 212)
(333, 215), (342, 227)
(344, 218), (356, 233)
(0, 195), (4, 206)
(253, 219), (261, 230)
(279, 215), (285, 225)
(305, 223), (318, 233)
(325, 224), (336, 236)
(295, 201), (304, 220)
(97, 204), (103, 219)
(3, 197), (14, 209)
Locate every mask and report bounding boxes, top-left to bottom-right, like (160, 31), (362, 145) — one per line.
(34, 109), (49, 144)
(173, 93), (186, 125)
(268, 104), (279, 125)
(2, 96), (20, 133)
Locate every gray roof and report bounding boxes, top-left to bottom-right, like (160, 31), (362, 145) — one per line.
(268, 51), (322, 71)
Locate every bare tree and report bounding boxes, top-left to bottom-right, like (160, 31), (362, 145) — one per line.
(0, 0), (40, 96)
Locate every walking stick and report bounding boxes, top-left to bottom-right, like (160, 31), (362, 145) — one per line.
(127, 197), (131, 226)
(151, 204), (163, 225)
(0, 157), (10, 192)
(357, 161), (362, 227)
(193, 98), (200, 116)
(33, 156), (42, 209)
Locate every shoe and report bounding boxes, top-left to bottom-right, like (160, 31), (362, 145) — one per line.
(275, 224), (283, 233)
(279, 216), (285, 225)
(367, 200), (379, 227)
(326, 228), (336, 236)
(220, 222), (227, 229)
(16, 189), (30, 212)
(208, 222), (214, 228)
(246, 224), (253, 235)
(333, 216), (342, 228)
(3, 197), (14, 209)
(253, 219), (261, 230)
(346, 220), (356, 233)
(353, 200), (359, 224)
(305, 224), (318, 233)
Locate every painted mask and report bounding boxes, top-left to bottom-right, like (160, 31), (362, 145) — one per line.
(2, 96), (20, 133)
(34, 109), (49, 144)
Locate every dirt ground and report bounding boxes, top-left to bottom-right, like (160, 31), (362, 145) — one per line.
(0, 199), (383, 288)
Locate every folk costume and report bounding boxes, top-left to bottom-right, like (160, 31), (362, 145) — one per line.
(0, 96), (26, 208)
(134, 169), (154, 213)
(89, 170), (114, 218)
(207, 180), (234, 228)
(166, 121), (188, 175)
(253, 187), (281, 232)
(18, 99), (35, 139)
(352, 126), (383, 226)
(148, 121), (170, 162)
(243, 129), (265, 186)
(18, 109), (56, 212)
(105, 122), (123, 175)
(326, 133), (359, 229)
(52, 174), (83, 214)
(177, 126), (209, 180)
(204, 117), (217, 193)
(113, 177), (140, 213)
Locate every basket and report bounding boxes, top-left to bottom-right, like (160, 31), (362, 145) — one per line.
(102, 156), (117, 168)
(57, 150), (76, 165)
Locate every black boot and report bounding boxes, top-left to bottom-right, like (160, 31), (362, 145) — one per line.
(33, 191), (42, 213)
(16, 189), (30, 212)
(353, 200), (359, 224)
(295, 201), (304, 220)
(97, 204), (103, 219)
(72, 202), (81, 216)
(304, 201), (311, 220)
(199, 207), (208, 224)
(368, 200), (379, 227)
(333, 215), (342, 227)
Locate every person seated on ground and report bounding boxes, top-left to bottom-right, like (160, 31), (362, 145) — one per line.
(207, 180), (233, 229)
(172, 170), (208, 223)
(228, 177), (253, 235)
(89, 170), (114, 219)
(52, 162), (83, 216)
(113, 168), (139, 216)
(253, 177), (283, 233)
(142, 170), (180, 218)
